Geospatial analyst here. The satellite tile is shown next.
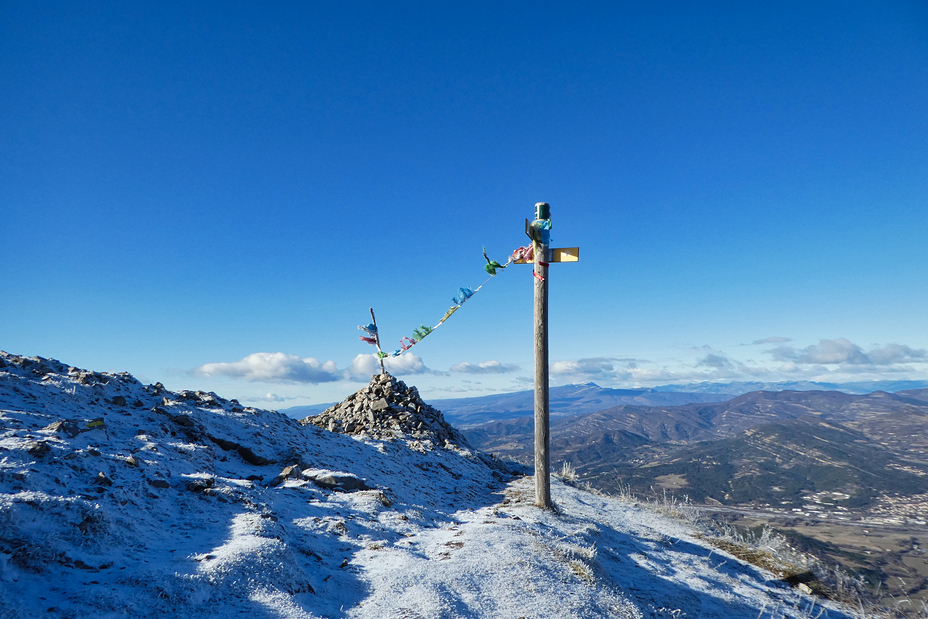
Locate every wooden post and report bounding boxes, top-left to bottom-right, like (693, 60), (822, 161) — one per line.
(516, 203), (577, 509)
(369, 307), (386, 375)
(532, 202), (551, 509)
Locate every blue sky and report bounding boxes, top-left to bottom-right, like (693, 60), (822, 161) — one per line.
(3, 1), (927, 406)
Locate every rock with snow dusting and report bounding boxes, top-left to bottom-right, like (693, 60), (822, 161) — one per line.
(300, 372), (468, 448)
(303, 468), (370, 492)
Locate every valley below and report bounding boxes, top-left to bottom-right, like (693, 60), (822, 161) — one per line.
(712, 504), (928, 607)
(460, 387), (928, 604)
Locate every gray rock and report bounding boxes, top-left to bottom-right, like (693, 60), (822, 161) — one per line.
(208, 435), (239, 451)
(26, 441), (50, 458)
(269, 464), (304, 487)
(237, 444), (273, 466)
(171, 414), (195, 428)
(94, 472), (113, 486)
(44, 420), (80, 438)
(304, 470), (370, 491)
(186, 477), (215, 492)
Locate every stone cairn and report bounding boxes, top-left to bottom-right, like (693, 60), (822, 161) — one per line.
(300, 373), (467, 448)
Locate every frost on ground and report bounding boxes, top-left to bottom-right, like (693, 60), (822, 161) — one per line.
(0, 351), (853, 619)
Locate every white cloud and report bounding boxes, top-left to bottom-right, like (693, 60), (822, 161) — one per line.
(194, 352), (339, 384)
(697, 353), (733, 370)
(749, 336), (792, 345)
(348, 353), (430, 379)
(766, 345), (798, 363)
(867, 343), (927, 365)
(552, 357), (682, 384)
(764, 338), (926, 367)
(450, 360), (520, 374)
(617, 366), (736, 384)
(437, 385), (490, 394)
(248, 393), (299, 403)
(551, 357), (621, 382)
(798, 339), (869, 365)
(545, 338), (927, 390)
(600, 352), (776, 386)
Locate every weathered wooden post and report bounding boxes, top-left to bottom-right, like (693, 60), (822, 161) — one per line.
(519, 203), (579, 509)
(532, 202), (552, 509)
(361, 205), (576, 510)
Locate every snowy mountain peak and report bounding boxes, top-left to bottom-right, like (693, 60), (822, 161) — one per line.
(0, 351), (855, 618)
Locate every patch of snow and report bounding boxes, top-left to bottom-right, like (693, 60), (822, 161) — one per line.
(0, 352), (854, 618)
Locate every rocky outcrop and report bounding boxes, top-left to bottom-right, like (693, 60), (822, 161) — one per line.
(300, 373), (468, 448)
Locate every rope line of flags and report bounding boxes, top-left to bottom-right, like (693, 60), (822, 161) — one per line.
(358, 243), (537, 358)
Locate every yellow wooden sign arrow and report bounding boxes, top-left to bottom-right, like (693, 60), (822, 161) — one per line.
(512, 247), (579, 264)
(548, 247), (579, 263)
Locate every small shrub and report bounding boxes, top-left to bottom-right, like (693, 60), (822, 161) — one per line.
(568, 559), (594, 584)
(557, 461), (578, 483)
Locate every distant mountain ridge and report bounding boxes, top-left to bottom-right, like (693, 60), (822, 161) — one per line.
(652, 379), (928, 395)
(281, 379), (928, 425)
(281, 382), (733, 426)
(462, 387), (928, 509)
(428, 382), (737, 427)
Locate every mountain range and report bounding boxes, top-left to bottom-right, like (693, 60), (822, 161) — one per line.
(281, 379), (928, 426)
(281, 382), (734, 426)
(651, 380), (928, 395)
(1, 351), (857, 619)
(462, 388), (928, 509)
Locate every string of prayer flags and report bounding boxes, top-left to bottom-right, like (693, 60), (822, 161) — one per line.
(359, 242), (539, 358)
(510, 244), (533, 263)
(399, 336), (417, 351)
(358, 322), (380, 346)
(483, 247), (506, 275)
(452, 287), (474, 305)
(413, 324), (433, 340)
(439, 305), (460, 322)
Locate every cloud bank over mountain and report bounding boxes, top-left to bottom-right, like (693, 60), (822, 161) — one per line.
(547, 337), (928, 386)
(450, 360), (520, 374)
(194, 351), (432, 384)
(190, 336), (927, 405)
(348, 352), (431, 377)
(194, 352), (341, 384)
(766, 338), (926, 366)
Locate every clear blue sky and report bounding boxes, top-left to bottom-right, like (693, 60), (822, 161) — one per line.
(3, 1), (927, 406)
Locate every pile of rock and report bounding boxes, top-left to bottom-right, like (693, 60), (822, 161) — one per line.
(300, 373), (467, 448)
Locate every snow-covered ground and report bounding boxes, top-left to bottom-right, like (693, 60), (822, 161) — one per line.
(0, 352), (853, 618)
